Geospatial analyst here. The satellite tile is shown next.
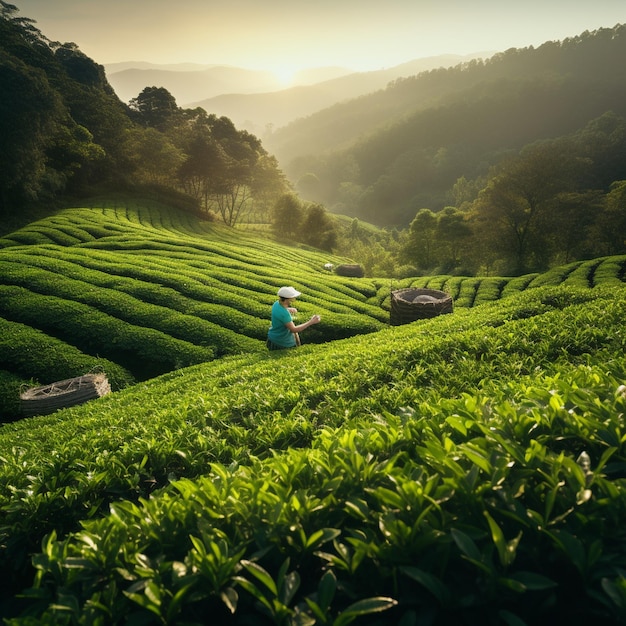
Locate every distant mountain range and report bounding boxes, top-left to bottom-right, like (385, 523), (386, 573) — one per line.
(105, 53), (492, 134)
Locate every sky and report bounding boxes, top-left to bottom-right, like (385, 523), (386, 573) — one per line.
(13, 0), (626, 83)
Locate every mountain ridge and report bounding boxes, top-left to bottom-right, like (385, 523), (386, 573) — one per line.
(105, 53), (492, 130)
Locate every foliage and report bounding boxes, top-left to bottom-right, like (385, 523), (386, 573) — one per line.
(392, 127), (626, 276)
(2, 199), (625, 420)
(271, 193), (305, 239)
(269, 24), (626, 230)
(272, 195), (339, 252)
(0, 199), (626, 621)
(0, 5), (289, 229)
(0, 315), (133, 391)
(0, 200), (388, 418)
(0, 279), (625, 623)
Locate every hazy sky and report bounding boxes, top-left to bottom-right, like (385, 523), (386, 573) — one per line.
(14, 0), (626, 81)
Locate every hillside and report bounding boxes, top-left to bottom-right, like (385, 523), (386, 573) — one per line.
(263, 24), (626, 225)
(0, 198), (388, 417)
(0, 199), (625, 620)
(184, 54), (488, 134)
(2, 198), (625, 422)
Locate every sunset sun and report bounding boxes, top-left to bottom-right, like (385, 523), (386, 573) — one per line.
(272, 65), (297, 87)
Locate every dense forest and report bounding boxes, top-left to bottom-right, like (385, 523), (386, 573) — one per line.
(1, 2), (626, 276)
(266, 24), (626, 273)
(268, 24), (626, 214)
(0, 2), (292, 227)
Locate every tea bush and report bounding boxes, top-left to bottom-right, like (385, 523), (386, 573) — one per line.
(0, 316), (133, 392)
(0, 370), (26, 419)
(6, 357), (626, 624)
(0, 202), (390, 393)
(0, 281), (625, 622)
(1, 199), (626, 623)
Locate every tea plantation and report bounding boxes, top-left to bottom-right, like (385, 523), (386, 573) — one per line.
(1, 198), (626, 624)
(0, 198), (387, 417)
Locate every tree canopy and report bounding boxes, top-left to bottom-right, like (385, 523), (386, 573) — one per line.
(269, 24), (626, 230)
(0, 3), (289, 227)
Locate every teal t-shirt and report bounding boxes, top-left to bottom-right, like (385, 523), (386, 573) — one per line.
(267, 300), (296, 347)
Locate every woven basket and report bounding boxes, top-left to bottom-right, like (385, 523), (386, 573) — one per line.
(20, 373), (111, 417)
(335, 264), (364, 277)
(390, 288), (453, 326)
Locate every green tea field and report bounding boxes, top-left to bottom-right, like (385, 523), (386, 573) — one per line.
(0, 198), (388, 416)
(1, 198), (626, 624)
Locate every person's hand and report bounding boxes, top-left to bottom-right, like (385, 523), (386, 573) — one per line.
(310, 314), (321, 324)
(288, 307), (298, 316)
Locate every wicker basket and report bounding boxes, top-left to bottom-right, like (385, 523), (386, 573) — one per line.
(20, 373), (111, 417)
(335, 264), (364, 277)
(390, 288), (453, 326)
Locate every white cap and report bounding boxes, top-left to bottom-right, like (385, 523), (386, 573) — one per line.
(277, 286), (301, 298)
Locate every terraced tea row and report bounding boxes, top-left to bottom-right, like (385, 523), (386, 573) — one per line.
(1, 200), (625, 422)
(0, 202), (386, 408)
(398, 256), (626, 307)
(1, 284), (625, 623)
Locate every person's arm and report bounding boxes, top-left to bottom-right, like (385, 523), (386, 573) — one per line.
(286, 314), (321, 334)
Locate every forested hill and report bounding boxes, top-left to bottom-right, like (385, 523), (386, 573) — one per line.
(265, 24), (626, 226)
(0, 3), (132, 214)
(0, 3), (289, 228)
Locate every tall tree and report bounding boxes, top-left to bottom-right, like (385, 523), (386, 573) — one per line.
(470, 141), (585, 273)
(271, 193), (304, 238)
(594, 180), (626, 255)
(247, 154), (289, 224)
(129, 86), (180, 131)
(436, 206), (472, 270)
(546, 190), (604, 263)
(298, 203), (337, 251)
(126, 127), (185, 186)
(177, 132), (227, 209)
(401, 208), (437, 269)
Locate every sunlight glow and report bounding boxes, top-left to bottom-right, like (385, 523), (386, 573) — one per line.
(272, 66), (297, 87)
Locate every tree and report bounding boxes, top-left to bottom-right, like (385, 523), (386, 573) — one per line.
(470, 141), (586, 273)
(177, 132), (228, 209)
(299, 203), (337, 251)
(594, 180), (626, 255)
(436, 206), (472, 270)
(547, 190), (604, 263)
(126, 127), (185, 186)
(247, 154), (289, 224)
(173, 111), (288, 225)
(129, 86), (180, 131)
(44, 122), (105, 194)
(401, 208), (437, 269)
(451, 175), (482, 210)
(271, 193), (304, 238)
(207, 148), (253, 226)
(205, 119), (284, 227)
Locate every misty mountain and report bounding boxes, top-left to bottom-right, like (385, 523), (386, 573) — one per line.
(187, 54), (490, 134)
(106, 61), (218, 73)
(106, 54), (488, 132)
(105, 64), (287, 104)
(105, 62), (356, 105)
(263, 25), (626, 226)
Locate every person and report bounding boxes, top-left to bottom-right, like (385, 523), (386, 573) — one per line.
(267, 286), (321, 350)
